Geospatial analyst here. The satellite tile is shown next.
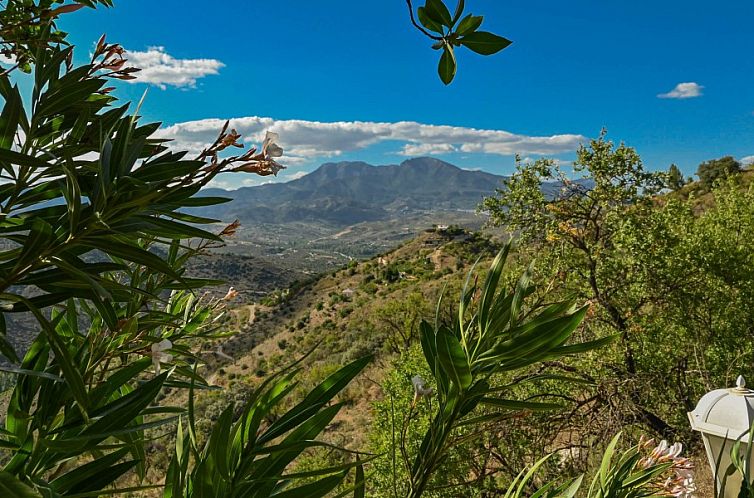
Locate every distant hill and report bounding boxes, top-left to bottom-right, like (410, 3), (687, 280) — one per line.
(198, 158), (505, 226)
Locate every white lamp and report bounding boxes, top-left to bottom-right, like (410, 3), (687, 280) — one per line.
(688, 375), (754, 497)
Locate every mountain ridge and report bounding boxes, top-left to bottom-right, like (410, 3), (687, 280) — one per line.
(198, 157), (505, 225)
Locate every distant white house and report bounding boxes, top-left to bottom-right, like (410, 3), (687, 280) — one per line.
(436, 224), (449, 231)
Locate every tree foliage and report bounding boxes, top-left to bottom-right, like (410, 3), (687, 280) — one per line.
(667, 164), (685, 191)
(481, 132), (754, 449)
(696, 155), (741, 190)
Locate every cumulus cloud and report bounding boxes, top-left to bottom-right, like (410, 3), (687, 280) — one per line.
(658, 82), (704, 99)
(125, 46), (224, 89)
(207, 175), (272, 190)
(282, 171), (309, 181)
(157, 116), (585, 165)
(741, 155), (754, 166)
(400, 143), (457, 156)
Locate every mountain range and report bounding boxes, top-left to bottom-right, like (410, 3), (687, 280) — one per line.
(198, 157), (506, 226)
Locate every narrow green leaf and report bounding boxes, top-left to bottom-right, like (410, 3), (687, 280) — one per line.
(420, 320), (439, 380)
(21, 300), (89, 413)
(248, 403), (345, 484)
(37, 79), (105, 117)
(50, 447), (131, 493)
(83, 237), (180, 279)
(62, 164), (82, 238)
(549, 334), (618, 356)
(268, 473), (346, 498)
(559, 475), (585, 498)
(176, 196), (232, 207)
(436, 326), (471, 389)
(0, 472), (41, 497)
(208, 405), (234, 479)
(258, 356), (371, 444)
(478, 244), (510, 335)
(0, 84), (22, 150)
(133, 160), (204, 183)
(64, 461), (138, 495)
(599, 432), (622, 487)
(353, 456), (365, 498)
(0, 148), (52, 170)
(0, 314), (18, 363)
(14, 219), (53, 271)
(0, 366), (61, 382)
(451, 0), (465, 24)
(44, 417), (178, 451)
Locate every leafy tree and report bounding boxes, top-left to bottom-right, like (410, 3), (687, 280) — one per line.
(481, 132), (754, 451)
(374, 291), (432, 354)
(620, 181), (754, 427)
(480, 133), (679, 436)
(667, 163), (686, 190)
(696, 155), (741, 189)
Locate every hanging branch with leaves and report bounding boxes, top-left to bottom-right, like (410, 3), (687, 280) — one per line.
(406, 0), (512, 84)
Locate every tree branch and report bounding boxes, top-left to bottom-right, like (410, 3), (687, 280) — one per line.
(405, 0), (443, 41)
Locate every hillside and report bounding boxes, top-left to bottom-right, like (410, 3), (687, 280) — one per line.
(169, 228), (500, 453)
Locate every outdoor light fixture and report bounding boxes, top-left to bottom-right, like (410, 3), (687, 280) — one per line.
(689, 375), (754, 497)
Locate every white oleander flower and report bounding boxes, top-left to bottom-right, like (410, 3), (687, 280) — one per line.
(640, 437), (696, 498)
(149, 339), (172, 375)
(412, 375), (433, 404)
(262, 131), (284, 158)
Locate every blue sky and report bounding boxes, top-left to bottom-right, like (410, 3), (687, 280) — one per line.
(61, 1), (754, 188)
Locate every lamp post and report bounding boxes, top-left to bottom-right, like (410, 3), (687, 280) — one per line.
(688, 375), (754, 497)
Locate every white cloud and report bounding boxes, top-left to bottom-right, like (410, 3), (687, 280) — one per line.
(125, 46), (224, 89)
(157, 116), (585, 165)
(207, 174), (272, 190)
(282, 171), (309, 181)
(741, 155), (754, 166)
(658, 82), (704, 99)
(400, 143), (457, 156)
